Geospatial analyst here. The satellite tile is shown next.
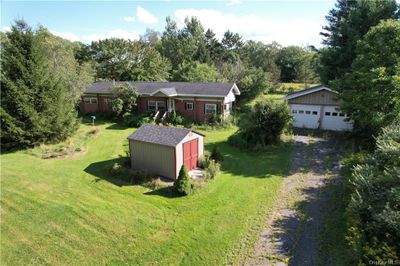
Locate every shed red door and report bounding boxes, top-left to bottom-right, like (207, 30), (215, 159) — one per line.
(183, 139), (198, 170)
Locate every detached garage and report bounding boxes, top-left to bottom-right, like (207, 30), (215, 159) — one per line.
(284, 85), (353, 131)
(127, 124), (204, 179)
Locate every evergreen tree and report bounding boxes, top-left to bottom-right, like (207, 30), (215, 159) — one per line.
(174, 165), (192, 195)
(319, 0), (399, 83)
(1, 20), (90, 149)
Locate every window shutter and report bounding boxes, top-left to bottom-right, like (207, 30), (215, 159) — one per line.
(184, 103), (187, 110)
(204, 103), (206, 114)
(217, 103), (220, 114)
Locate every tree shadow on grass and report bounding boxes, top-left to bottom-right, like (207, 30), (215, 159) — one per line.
(106, 123), (130, 130)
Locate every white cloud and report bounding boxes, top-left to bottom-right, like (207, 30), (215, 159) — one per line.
(136, 6), (158, 24)
(226, 0), (241, 6)
(82, 29), (139, 42)
(1, 26), (11, 32)
(51, 30), (80, 42)
(124, 16), (136, 22)
(174, 8), (323, 47)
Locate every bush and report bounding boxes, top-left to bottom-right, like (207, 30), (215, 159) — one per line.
(174, 165), (192, 195)
(168, 111), (185, 125)
(210, 145), (224, 162)
(123, 112), (154, 127)
(229, 100), (291, 149)
(198, 154), (211, 168)
(345, 121), (400, 264)
(203, 159), (220, 180)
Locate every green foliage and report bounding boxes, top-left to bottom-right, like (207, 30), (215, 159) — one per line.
(229, 100), (292, 149)
(345, 121), (400, 263)
(0, 20), (92, 150)
(110, 83), (139, 117)
(168, 110), (185, 125)
(210, 145), (224, 162)
(122, 112), (154, 127)
(174, 165), (192, 195)
(338, 19), (400, 143)
(173, 61), (218, 82)
(89, 38), (170, 81)
(198, 154), (211, 169)
(237, 67), (272, 101)
(203, 159), (221, 180)
(319, 0), (399, 83)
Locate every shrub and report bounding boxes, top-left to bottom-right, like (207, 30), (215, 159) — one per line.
(204, 159), (220, 180)
(229, 100), (291, 149)
(345, 121), (400, 263)
(174, 165), (192, 195)
(198, 154), (211, 168)
(210, 145), (224, 162)
(123, 112), (154, 127)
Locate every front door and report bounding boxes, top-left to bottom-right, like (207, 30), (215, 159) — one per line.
(183, 139), (198, 170)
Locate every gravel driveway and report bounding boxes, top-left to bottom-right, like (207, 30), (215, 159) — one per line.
(247, 134), (344, 266)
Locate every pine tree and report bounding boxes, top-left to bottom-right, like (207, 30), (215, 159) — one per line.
(174, 165), (192, 195)
(1, 20), (88, 149)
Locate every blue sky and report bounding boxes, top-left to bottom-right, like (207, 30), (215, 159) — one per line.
(1, 0), (336, 47)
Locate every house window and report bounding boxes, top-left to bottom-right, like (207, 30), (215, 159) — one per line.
(205, 103), (217, 114)
(292, 110), (297, 114)
(332, 112), (338, 116)
(185, 102), (194, 110)
(325, 112), (331, 116)
(156, 101), (166, 111)
(299, 110), (304, 114)
(312, 111), (318, 115)
(305, 111), (311, 115)
(84, 97), (97, 104)
(148, 100), (156, 111)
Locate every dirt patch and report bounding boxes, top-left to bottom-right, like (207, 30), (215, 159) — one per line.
(247, 134), (344, 265)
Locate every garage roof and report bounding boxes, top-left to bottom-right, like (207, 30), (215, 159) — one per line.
(284, 85), (338, 100)
(128, 124), (203, 147)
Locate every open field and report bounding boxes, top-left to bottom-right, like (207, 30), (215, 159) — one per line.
(1, 119), (292, 265)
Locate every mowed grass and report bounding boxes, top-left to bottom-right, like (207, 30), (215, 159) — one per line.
(1, 120), (292, 265)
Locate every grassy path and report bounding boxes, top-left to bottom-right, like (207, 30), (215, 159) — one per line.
(1, 121), (292, 265)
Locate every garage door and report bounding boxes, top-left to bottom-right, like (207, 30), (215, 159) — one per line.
(183, 139), (198, 170)
(321, 106), (353, 131)
(290, 104), (321, 129)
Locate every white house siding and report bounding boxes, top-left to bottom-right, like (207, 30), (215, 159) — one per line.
(175, 132), (204, 177)
(224, 90), (236, 104)
(130, 140), (176, 179)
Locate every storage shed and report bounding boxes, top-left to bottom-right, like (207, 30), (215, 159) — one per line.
(127, 124), (205, 179)
(284, 85), (353, 131)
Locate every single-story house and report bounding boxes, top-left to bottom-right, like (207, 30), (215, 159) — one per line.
(80, 81), (240, 122)
(284, 85), (353, 131)
(127, 124), (205, 179)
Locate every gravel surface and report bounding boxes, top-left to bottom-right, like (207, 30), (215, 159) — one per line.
(247, 135), (343, 266)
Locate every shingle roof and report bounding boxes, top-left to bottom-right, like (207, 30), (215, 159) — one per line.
(127, 124), (195, 147)
(85, 81), (237, 97)
(284, 84), (338, 100)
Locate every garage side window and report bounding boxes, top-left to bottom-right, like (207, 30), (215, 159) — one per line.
(299, 110), (304, 114)
(332, 112), (338, 116)
(312, 111), (318, 115)
(305, 111), (311, 115)
(292, 110), (297, 114)
(325, 112), (331, 116)
(205, 104), (217, 114)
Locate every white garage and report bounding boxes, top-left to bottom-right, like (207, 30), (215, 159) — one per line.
(284, 85), (353, 131)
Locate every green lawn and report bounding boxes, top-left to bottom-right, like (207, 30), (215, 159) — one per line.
(1, 120), (292, 265)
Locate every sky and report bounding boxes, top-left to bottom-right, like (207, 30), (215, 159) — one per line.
(1, 0), (337, 47)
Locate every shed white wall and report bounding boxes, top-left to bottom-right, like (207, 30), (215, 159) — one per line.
(175, 132), (204, 177)
(129, 140), (176, 179)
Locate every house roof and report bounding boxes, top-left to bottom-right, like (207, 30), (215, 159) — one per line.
(127, 124), (203, 147)
(284, 84), (338, 100)
(85, 81), (240, 97)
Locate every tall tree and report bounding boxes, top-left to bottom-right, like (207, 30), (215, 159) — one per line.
(319, 0), (399, 83)
(221, 30), (243, 63)
(173, 61), (218, 82)
(338, 19), (400, 142)
(1, 21), (91, 149)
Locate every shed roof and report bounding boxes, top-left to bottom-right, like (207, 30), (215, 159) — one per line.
(284, 84), (338, 100)
(86, 81), (239, 97)
(128, 124), (203, 147)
